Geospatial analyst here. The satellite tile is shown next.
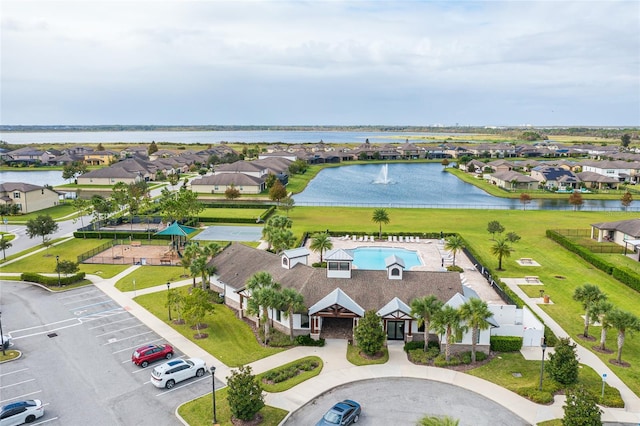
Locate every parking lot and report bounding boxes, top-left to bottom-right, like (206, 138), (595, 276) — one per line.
(0, 281), (221, 425)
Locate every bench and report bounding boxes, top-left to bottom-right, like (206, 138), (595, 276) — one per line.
(130, 241), (142, 247)
(160, 257), (172, 265)
(520, 258), (533, 264)
(525, 276), (540, 283)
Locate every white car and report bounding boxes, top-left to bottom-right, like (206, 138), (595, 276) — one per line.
(0, 400), (44, 426)
(150, 358), (206, 389)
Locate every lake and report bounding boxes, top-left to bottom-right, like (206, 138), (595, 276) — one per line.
(293, 163), (635, 211)
(1, 170), (68, 187)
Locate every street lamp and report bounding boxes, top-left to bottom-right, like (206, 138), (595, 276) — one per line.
(0, 311), (5, 356)
(56, 255), (61, 287)
(538, 340), (547, 391)
(210, 366), (218, 425)
(166, 282), (172, 322)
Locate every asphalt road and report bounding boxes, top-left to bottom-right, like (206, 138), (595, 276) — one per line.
(284, 377), (530, 426)
(0, 280), (221, 425)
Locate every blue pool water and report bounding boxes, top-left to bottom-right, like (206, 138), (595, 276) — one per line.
(351, 246), (422, 270)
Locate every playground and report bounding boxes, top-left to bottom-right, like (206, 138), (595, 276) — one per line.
(81, 242), (183, 266)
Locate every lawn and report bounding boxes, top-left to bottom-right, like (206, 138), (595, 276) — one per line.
(177, 387), (288, 426)
(256, 356), (323, 393)
(468, 352), (623, 407)
(285, 206), (640, 396)
(199, 207), (269, 220)
(134, 288), (283, 366)
(346, 343), (389, 365)
(115, 265), (186, 291)
(3, 203), (79, 222)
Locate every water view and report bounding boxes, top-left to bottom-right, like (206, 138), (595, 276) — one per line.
(0, 170), (68, 187)
(293, 163), (635, 211)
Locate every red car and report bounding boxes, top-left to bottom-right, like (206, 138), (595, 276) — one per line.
(132, 344), (174, 368)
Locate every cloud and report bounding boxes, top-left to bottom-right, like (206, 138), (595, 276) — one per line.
(1, 0), (638, 125)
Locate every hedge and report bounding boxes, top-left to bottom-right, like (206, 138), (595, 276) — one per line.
(490, 336), (523, 352)
(546, 229), (640, 292)
(21, 272), (86, 286)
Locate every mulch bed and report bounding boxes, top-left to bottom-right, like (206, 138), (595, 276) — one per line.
(591, 345), (614, 355)
(576, 334), (596, 342)
(609, 359), (631, 368)
(231, 414), (263, 426)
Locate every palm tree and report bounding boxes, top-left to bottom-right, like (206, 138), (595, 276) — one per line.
(589, 300), (614, 351)
(417, 415), (460, 426)
(607, 309), (640, 364)
(246, 272), (281, 344)
(432, 305), (465, 362)
(459, 298), (493, 363)
(310, 232), (333, 263)
(490, 238), (512, 270)
(0, 236), (12, 260)
(372, 208), (390, 238)
(410, 295), (443, 351)
(444, 235), (465, 267)
(279, 288), (306, 342)
(573, 284), (607, 338)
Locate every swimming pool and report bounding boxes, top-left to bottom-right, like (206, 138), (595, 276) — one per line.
(351, 246), (422, 270)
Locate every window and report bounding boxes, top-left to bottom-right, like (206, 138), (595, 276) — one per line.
(214, 186), (219, 190)
(328, 262), (338, 270)
(339, 262), (350, 271)
(275, 310), (281, 321)
(13, 192), (20, 199)
(282, 258), (289, 267)
(300, 314), (310, 328)
(391, 268), (400, 276)
(455, 329), (463, 343)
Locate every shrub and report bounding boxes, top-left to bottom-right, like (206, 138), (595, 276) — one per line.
(547, 338), (579, 385)
(21, 272), (86, 286)
(434, 354), (462, 367)
(294, 334), (325, 347)
(403, 341), (423, 352)
(354, 310), (386, 356)
(226, 365), (264, 421)
(447, 265), (464, 272)
(490, 336), (523, 352)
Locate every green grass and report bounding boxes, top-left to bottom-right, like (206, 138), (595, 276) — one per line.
(467, 352), (623, 406)
(346, 343), (389, 365)
(256, 356), (323, 393)
(114, 266), (186, 291)
(0, 233), (16, 242)
(199, 208), (269, 220)
(0, 350), (21, 362)
(177, 387), (288, 426)
(3, 203), (79, 222)
(134, 288), (282, 366)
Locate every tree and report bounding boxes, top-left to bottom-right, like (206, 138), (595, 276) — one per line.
(25, 214), (59, 245)
(519, 193), (532, 210)
(417, 415), (460, 426)
(225, 185), (241, 200)
(547, 338), (579, 385)
(91, 195), (115, 238)
(167, 172), (180, 187)
(607, 309), (640, 364)
(269, 228), (296, 254)
(410, 295), (444, 351)
(158, 187), (203, 223)
(573, 284), (607, 338)
(148, 140), (158, 155)
(372, 208), (390, 238)
(262, 215), (293, 252)
(279, 196), (295, 216)
(0, 236), (12, 260)
(441, 158), (449, 168)
(186, 242), (220, 290)
(166, 288), (185, 323)
(72, 198), (92, 238)
(246, 272), (281, 345)
(432, 305), (464, 362)
(487, 221), (505, 240)
(309, 232), (333, 263)
(621, 191), (633, 210)
(621, 133), (631, 148)
(269, 180), (287, 204)
(490, 238), (512, 270)
(459, 298), (492, 363)
(226, 365), (264, 422)
(568, 191), (584, 210)
(354, 310), (386, 356)
(183, 287), (215, 338)
(444, 235), (465, 267)
(55, 259), (79, 275)
(265, 173), (277, 189)
(563, 385), (602, 426)
(279, 288), (305, 342)
(505, 232), (521, 243)
(62, 161), (87, 183)
(589, 300), (614, 351)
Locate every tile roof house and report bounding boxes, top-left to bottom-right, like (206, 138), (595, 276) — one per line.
(590, 219), (640, 256)
(3, 147), (56, 165)
(190, 173), (265, 194)
(0, 182), (62, 213)
(489, 171), (540, 190)
(76, 166), (144, 186)
(208, 243), (494, 350)
(530, 166), (580, 190)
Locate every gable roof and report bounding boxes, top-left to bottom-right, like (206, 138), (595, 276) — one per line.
(377, 297), (412, 317)
(309, 288), (365, 316)
(385, 254), (405, 268)
(591, 219), (640, 237)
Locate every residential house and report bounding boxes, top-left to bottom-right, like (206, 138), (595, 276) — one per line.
(190, 173), (265, 194)
(2, 147), (56, 165)
(590, 219), (640, 258)
(530, 166), (579, 190)
(581, 160), (640, 184)
(76, 167), (143, 185)
(575, 171), (620, 190)
(84, 150), (117, 166)
(489, 171), (539, 190)
(0, 182), (61, 213)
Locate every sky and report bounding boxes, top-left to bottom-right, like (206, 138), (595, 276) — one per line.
(1, 0), (639, 127)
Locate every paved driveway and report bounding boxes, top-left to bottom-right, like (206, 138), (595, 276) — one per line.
(0, 281), (219, 425)
(284, 377), (530, 426)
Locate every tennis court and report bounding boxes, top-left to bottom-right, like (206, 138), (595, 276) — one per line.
(192, 225), (264, 242)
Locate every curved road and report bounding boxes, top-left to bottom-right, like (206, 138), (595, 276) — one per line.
(284, 377), (529, 426)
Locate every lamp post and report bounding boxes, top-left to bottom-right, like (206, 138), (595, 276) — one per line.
(56, 255), (61, 287)
(538, 341), (547, 391)
(0, 311), (5, 356)
(166, 282), (172, 321)
(210, 366), (218, 425)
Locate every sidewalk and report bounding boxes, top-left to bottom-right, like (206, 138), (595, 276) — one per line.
(81, 272), (640, 425)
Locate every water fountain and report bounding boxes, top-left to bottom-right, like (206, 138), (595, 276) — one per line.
(373, 164), (392, 184)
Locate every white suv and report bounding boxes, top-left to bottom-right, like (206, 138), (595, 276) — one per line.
(150, 358), (207, 389)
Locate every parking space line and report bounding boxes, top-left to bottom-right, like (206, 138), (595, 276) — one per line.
(88, 316), (136, 329)
(0, 368), (29, 377)
(68, 300), (113, 311)
(10, 318), (77, 334)
(129, 356), (185, 373)
(61, 294), (109, 305)
(0, 378), (36, 390)
(103, 331), (154, 345)
(33, 417), (59, 425)
(57, 289), (98, 299)
(154, 374), (211, 397)
(112, 337), (164, 355)
(95, 323), (145, 337)
(0, 390), (42, 404)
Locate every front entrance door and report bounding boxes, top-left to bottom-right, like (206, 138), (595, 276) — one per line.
(387, 320), (404, 340)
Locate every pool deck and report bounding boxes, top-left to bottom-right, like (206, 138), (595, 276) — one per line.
(303, 236), (506, 305)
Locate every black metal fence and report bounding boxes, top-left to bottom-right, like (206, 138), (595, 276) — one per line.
(462, 247), (516, 306)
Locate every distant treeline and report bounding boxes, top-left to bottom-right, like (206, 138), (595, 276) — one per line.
(1, 124), (637, 139)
